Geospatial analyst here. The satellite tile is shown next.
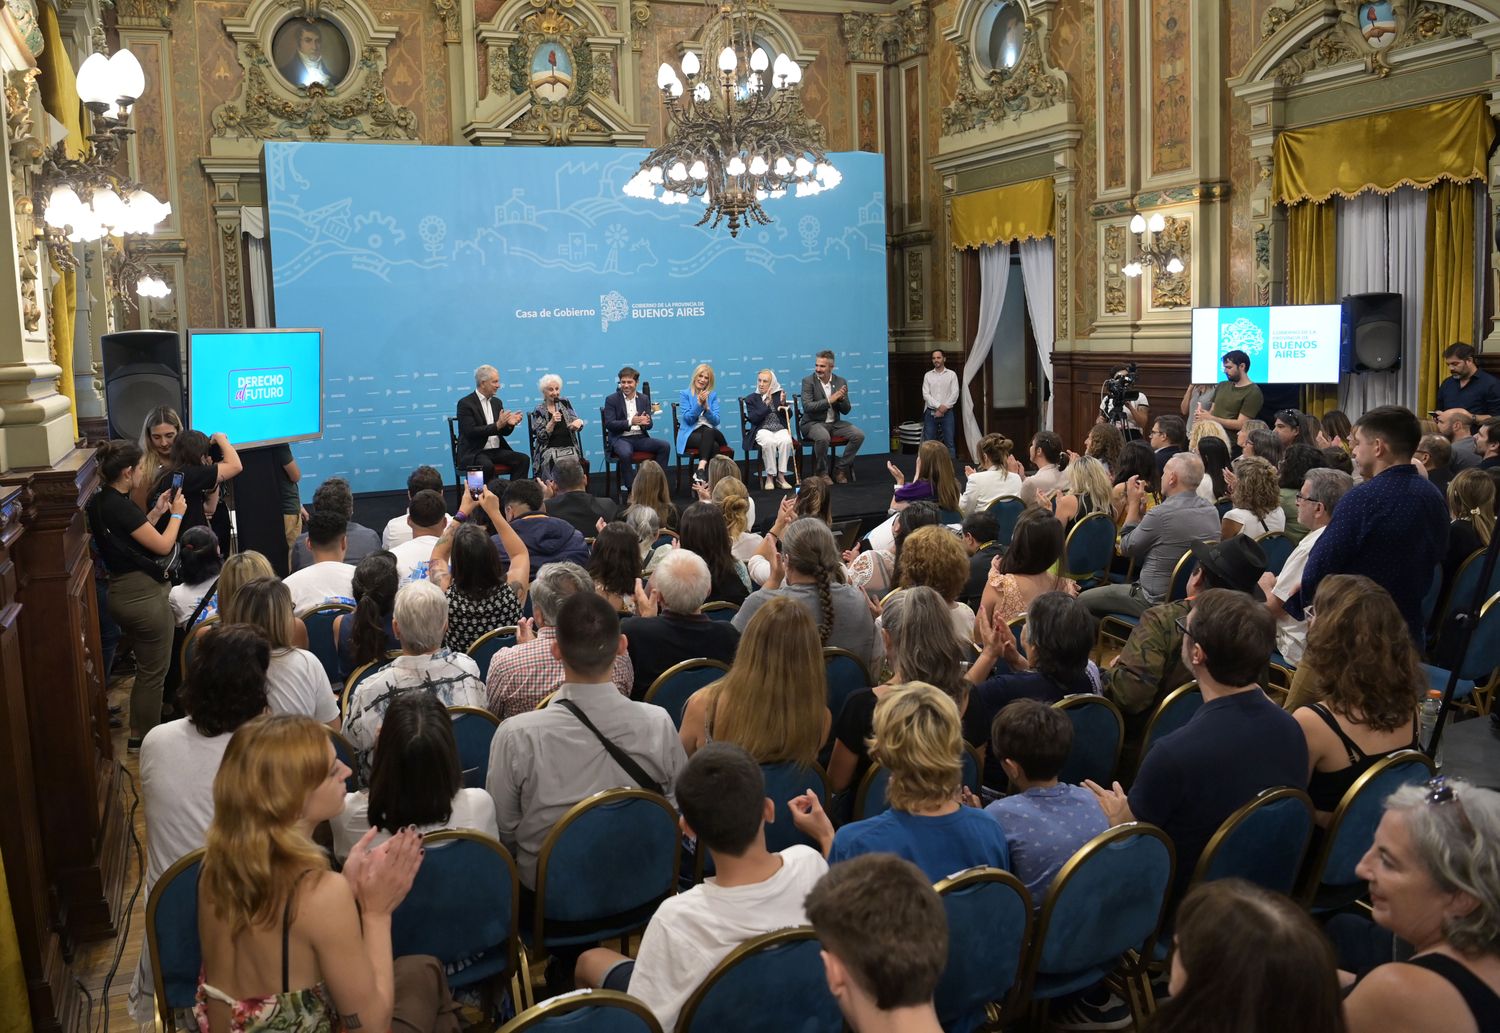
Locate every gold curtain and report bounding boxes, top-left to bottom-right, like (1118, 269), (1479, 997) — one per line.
(1420, 181), (1476, 415)
(36, 3), (82, 439)
(950, 177), (1054, 249)
(0, 850), (33, 1033)
(1273, 95), (1495, 205)
(1285, 200), (1340, 415)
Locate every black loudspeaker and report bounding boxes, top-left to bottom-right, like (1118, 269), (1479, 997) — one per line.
(101, 330), (184, 440)
(1341, 293), (1403, 374)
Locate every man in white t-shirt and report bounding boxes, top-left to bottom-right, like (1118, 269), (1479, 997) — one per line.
(574, 743), (828, 1025)
(390, 489), (448, 582)
(1259, 468), (1352, 666)
(921, 349), (960, 460)
(284, 509), (356, 611)
(383, 465), (449, 549)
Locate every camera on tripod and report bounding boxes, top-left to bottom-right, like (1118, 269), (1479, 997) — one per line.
(1102, 362), (1139, 423)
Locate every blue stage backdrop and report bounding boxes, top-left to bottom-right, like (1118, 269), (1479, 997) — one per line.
(263, 142), (889, 494)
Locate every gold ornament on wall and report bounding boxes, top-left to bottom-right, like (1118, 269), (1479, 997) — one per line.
(1102, 224), (1127, 315)
(212, 44), (417, 140)
(1149, 216), (1192, 310)
(942, 4), (1067, 136)
(1267, 0), (1479, 82)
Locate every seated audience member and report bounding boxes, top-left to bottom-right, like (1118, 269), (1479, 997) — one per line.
(795, 475), (835, 524)
(746, 483), (840, 590)
(389, 488), (448, 582)
(290, 476), (380, 571)
(1110, 440), (1162, 524)
(486, 591), (686, 890)
(1188, 418), (1230, 453)
(485, 562), (633, 718)
(844, 500), (941, 602)
(196, 715), (421, 1032)
(623, 504), (671, 576)
(498, 478), (590, 573)
(1047, 454), (1113, 531)
(622, 549), (739, 700)
(983, 699), (1109, 902)
(979, 508), (1077, 627)
(1088, 588), (1307, 894)
(627, 459), (679, 532)
(1321, 446), (1354, 475)
(169, 526), (222, 627)
(574, 743), (828, 1030)
(960, 433), (1023, 516)
(1437, 408), (1483, 470)
(804, 854), (949, 1033)
(129, 624), (269, 1022)
(1339, 779), (1500, 1033)
(1194, 436), (1231, 503)
(793, 682), (1008, 880)
(864, 443), (960, 554)
(381, 465), (447, 549)
(966, 594), (1098, 784)
(545, 457), (617, 536)
(1443, 467), (1494, 594)
(1019, 431), (1066, 506)
(1146, 879), (1345, 1033)
(711, 477), (763, 566)
(1285, 575), (1421, 822)
(959, 512), (1001, 609)
(1475, 416), (1500, 470)
(1418, 433), (1457, 496)
(1086, 423), (1124, 475)
(734, 518), (878, 669)
(1272, 409), (1320, 450)
(896, 524), (977, 641)
(1236, 418), (1269, 456)
(331, 691), (497, 863)
(1103, 535), (1269, 748)
(344, 580), (486, 777)
(1277, 443), (1328, 543)
(333, 552), (400, 678)
(828, 587), (968, 796)
(589, 521), (644, 614)
(1150, 414), (1188, 473)
(222, 577), (339, 727)
(283, 509), (356, 611)
(1316, 410), (1352, 450)
(1245, 427), (1285, 470)
(1221, 455), (1285, 538)
(428, 495), (528, 653)
(677, 501), (751, 606)
(698, 455), (756, 529)
(1261, 468), (1352, 668)
(1288, 406), (1449, 643)
(1079, 452), (1220, 620)
(679, 596), (826, 761)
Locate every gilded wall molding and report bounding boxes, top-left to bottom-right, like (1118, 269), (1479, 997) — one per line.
(1102, 224), (1126, 316)
(1266, 0), (1480, 82)
(1148, 215), (1191, 310)
(218, 221), (244, 328)
(434, 0), (460, 42)
(842, 0), (930, 64)
(113, 0), (177, 29)
(940, 0), (1068, 136)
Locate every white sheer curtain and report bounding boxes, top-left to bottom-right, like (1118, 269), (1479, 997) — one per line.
(239, 205), (271, 328)
(960, 241), (1013, 458)
(1017, 237), (1055, 430)
(1336, 188), (1424, 414)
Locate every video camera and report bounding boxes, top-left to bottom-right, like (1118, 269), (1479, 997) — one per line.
(1102, 362), (1139, 423)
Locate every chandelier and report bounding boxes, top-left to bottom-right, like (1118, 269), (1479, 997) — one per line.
(623, 0), (841, 237)
(1121, 212), (1183, 279)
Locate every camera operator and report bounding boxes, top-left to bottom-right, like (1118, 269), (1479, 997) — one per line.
(1097, 362), (1149, 441)
(150, 430), (242, 555)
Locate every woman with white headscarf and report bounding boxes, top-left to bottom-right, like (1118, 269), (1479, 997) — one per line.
(744, 369), (796, 490)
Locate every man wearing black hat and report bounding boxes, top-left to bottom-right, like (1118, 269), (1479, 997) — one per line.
(1102, 534), (1273, 753)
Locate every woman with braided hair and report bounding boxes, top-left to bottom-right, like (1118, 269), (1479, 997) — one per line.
(731, 516), (877, 670)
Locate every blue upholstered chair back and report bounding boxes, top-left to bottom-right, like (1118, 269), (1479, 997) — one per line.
(298, 603), (353, 682)
(1064, 514), (1116, 586)
(760, 762), (830, 853)
(146, 849), (205, 1027)
(987, 497), (1026, 547)
(1303, 751), (1434, 906)
(1140, 684), (1203, 762)
(934, 868), (1032, 1033)
(449, 706), (500, 789)
(468, 626), (519, 680)
(644, 658), (731, 729)
(823, 648), (871, 725)
(1054, 695), (1124, 787)
(700, 601), (739, 622)
(498, 990), (664, 1033)
(391, 831), (519, 988)
(1254, 533), (1295, 577)
(676, 929), (842, 1033)
(1194, 787), (1315, 896)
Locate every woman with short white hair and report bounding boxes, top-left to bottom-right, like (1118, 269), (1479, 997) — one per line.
(529, 373), (586, 482)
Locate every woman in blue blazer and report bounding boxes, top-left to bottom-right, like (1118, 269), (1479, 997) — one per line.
(676, 363), (730, 479)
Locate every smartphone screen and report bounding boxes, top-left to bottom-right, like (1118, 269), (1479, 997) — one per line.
(170, 471), (184, 493)
(466, 469), (484, 498)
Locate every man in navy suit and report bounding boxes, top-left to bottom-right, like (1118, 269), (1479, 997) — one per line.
(602, 366), (671, 493)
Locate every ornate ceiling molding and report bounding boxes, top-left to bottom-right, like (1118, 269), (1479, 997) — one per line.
(842, 0), (930, 64)
(940, 0), (1069, 136)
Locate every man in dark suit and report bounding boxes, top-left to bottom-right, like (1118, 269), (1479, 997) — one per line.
(1150, 414), (1188, 475)
(457, 364), (530, 482)
(799, 349), (865, 483)
(278, 19), (336, 87)
(959, 511), (1001, 610)
(545, 457), (617, 536)
(601, 365), (670, 493)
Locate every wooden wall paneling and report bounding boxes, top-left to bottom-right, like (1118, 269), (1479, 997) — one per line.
(1051, 349), (1189, 452)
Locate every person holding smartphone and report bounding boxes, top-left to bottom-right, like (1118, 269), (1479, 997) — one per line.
(151, 429), (242, 551)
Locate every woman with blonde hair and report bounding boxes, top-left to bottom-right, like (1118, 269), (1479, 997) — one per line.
(222, 577), (340, 728)
(711, 476), (763, 564)
(197, 550), (311, 653)
(1291, 574), (1421, 823)
(745, 369), (795, 490)
(1221, 455), (1285, 538)
(897, 525), (976, 640)
(136, 405), (183, 510)
(675, 362), (730, 482)
(627, 458), (678, 531)
(196, 714), (422, 1031)
(1445, 467), (1495, 586)
(790, 681), (1008, 881)
(696, 453), (755, 528)
(960, 433), (1023, 515)
(1189, 419), (1230, 452)
(679, 595), (829, 762)
(1047, 453), (1113, 531)
(887, 440), (962, 516)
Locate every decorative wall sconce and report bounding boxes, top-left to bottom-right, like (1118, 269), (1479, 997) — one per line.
(1121, 211), (1183, 279)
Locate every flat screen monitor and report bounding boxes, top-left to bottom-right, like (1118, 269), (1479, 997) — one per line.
(186, 328), (324, 449)
(1189, 304), (1343, 385)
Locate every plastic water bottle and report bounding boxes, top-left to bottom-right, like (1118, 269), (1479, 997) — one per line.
(1420, 689), (1444, 769)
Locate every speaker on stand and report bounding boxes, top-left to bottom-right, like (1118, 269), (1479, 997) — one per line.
(1341, 293), (1403, 374)
(100, 330), (184, 440)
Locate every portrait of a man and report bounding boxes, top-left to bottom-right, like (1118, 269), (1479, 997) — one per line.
(274, 18), (351, 89)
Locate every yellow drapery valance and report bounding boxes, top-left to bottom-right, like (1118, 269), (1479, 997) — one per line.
(950, 177), (1054, 250)
(1273, 95), (1495, 205)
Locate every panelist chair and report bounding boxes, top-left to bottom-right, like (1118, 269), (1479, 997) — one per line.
(601, 409), (661, 499)
(791, 395), (854, 481)
(449, 415), (520, 487)
(670, 402), (735, 493)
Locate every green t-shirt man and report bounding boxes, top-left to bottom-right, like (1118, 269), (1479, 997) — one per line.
(1197, 350), (1264, 431)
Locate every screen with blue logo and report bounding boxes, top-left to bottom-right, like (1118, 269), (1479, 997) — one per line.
(1189, 304), (1342, 384)
(263, 142), (889, 494)
(187, 329), (324, 447)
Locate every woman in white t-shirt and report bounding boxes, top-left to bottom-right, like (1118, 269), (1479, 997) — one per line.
(221, 575), (341, 728)
(960, 433), (1024, 516)
(167, 525), (221, 627)
(1221, 455), (1286, 540)
(128, 622), (270, 1022)
(330, 691), (496, 863)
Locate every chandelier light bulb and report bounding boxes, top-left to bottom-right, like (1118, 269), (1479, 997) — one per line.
(669, 161), (689, 181)
(90, 187), (126, 231)
(770, 188), (786, 199)
(75, 53), (113, 107)
(693, 82), (710, 101)
(751, 48), (769, 72)
(1166, 257), (1185, 274)
(137, 275), (170, 298)
(774, 156), (793, 176)
(718, 47), (737, 73)
(772, 53), (792, 83)
(726, 156), (746, 176)
(1148, 213), (1166, 233)
(681, 50), (700, 77)
(793, 156), (814, 178)
(108, 49), (146, 103)
(749, 155), (768, 176)
(688, 160), (708, 179)
(784, 60), (802, 85)
(648, 165), (665, 184)
(1129, 214), (1146, 234)
(1123, 262), (1142, 278)
(657, 62), (675, 89)
(44, 185), (82, 227)
(747, 72), (762, 92)
(669, 79), (683, 97)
